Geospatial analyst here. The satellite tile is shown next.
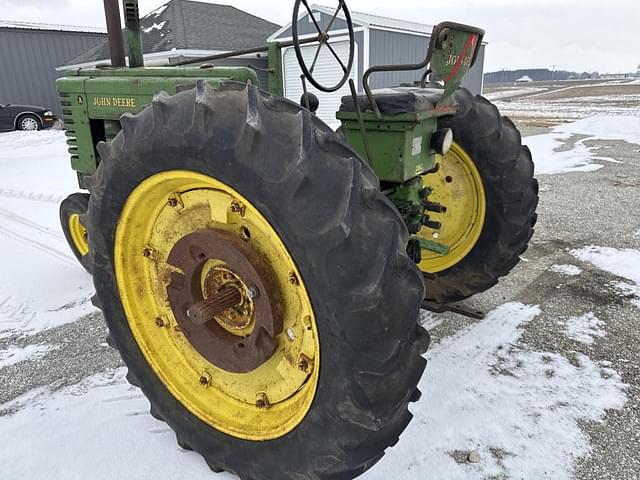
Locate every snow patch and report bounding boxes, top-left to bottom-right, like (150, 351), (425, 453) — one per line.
(550, 264), (583, 276)
(0, 369), (225, 479)
(526, 115), (640, 175)
(564, 313), (606, 345)
(143, 21), (167, 34)
(613, 282), (640, 309)
(0, 344), (58, 368)
(366, 302), (627, 480)
(554, 116), (640, 145)
(571, 246), (640, 284)
(571, 246), (640, 309)
(527, 131), (603, 175)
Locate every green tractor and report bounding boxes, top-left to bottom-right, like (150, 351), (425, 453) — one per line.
(57, 1), (537, 478)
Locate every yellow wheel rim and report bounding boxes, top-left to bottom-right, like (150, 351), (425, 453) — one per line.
(68, 213), (89, 256)
(418, 142), (486, 273)
(114, 171), (320, 441)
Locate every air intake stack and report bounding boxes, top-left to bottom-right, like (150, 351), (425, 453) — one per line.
(122, 0), (144, 67)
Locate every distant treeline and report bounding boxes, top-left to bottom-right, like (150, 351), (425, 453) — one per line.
(484, 68), (596, 84)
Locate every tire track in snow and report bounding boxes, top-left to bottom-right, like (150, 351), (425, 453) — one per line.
(0, 189), (63, 204)
(0, 224), (75, 266)
(0, 207), (63, 240)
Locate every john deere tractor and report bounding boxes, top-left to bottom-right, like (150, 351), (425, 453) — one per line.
(57, 1), (537, 478)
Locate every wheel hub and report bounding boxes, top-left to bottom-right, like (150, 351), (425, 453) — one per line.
(166, 229), (282, 373)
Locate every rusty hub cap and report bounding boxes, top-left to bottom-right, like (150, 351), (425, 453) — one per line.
(167, 229), (283, 373)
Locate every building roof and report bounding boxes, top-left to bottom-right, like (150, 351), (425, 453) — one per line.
(268, 4), (433, 41)
(326, 5), (433, 34)
(0, 19), (106, 34)
(64, 0), (280, 66)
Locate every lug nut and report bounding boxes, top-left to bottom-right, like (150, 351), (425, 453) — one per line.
(255, 392), (269, 409)
(230, 200), (246, 217)
(155, 317), (165, 328)
(288, 272), (299, 286)
(199, 373), (211, 386)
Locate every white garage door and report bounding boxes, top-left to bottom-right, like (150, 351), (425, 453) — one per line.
(283, 40), (358, 129)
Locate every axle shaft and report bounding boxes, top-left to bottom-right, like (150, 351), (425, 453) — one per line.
(187, 288), (242, 326)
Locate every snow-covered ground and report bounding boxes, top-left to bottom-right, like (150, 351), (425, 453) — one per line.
(484, 87), (546, 101)
(0, 303), (627, 480)
(0, 131), (95, 339)
(1, 111), (639, 479)
(493, 83), (640, 126)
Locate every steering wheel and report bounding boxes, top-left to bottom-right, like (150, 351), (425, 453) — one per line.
(292, 0), (355, 93)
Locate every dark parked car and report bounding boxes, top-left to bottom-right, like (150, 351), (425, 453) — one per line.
(0, 104), (56, 132)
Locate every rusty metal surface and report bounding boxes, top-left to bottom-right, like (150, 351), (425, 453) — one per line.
(103, 0), (125, 67)
(187, 287), (243, 326)
(166, 229), (283, 373)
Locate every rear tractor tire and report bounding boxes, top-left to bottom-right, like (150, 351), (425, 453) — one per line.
(60, 192), (92, 274)
(86, 82), (428, 479)
(417, 88), (538, 304)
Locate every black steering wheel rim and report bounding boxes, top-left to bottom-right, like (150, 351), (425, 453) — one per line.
(292, 0), (356, 93)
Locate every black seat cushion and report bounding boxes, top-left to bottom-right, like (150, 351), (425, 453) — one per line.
(339, 87), (443, 116)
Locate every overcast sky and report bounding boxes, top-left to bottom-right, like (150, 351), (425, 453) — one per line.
(1, 0), (638, 73)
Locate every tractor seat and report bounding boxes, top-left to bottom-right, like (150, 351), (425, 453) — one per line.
(339, 87), (443, 116)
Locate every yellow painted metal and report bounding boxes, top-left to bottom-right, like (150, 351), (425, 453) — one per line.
(114, 171), (320, 441)
(418, 142), (486, 273)
(68, 213), (89, 256)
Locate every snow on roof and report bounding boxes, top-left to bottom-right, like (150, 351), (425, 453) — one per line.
(0, 19), (106, 34)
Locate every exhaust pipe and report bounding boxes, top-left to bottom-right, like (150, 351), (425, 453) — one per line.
(103, 0), (125, 67)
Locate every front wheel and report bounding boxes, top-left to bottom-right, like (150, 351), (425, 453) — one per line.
(417, 89), (538, 303)
(17, 114), (41, 131)
(87, 82), (428, 479)
(60, 193), (92, 274)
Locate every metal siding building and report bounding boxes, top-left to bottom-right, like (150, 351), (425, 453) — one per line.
(269, 6), (486, 127)
(0, 25), (106, 115)
(368, 29), (485, 93)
